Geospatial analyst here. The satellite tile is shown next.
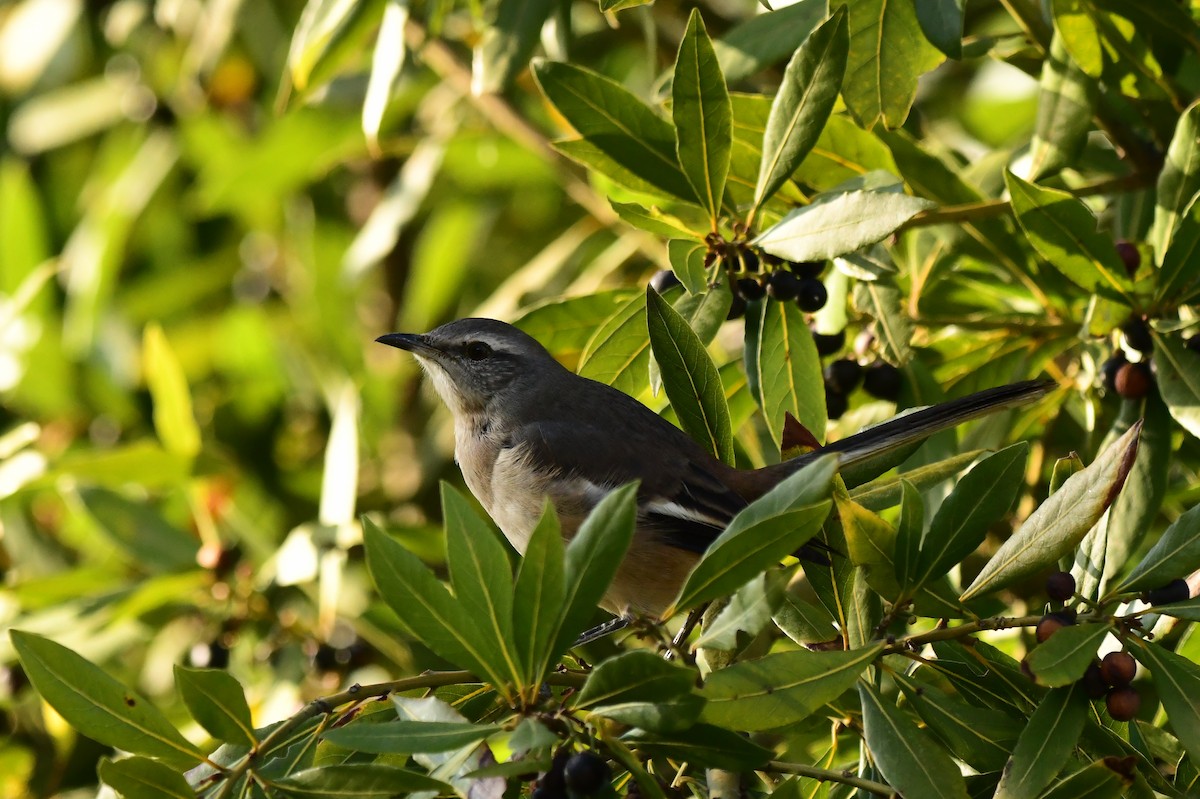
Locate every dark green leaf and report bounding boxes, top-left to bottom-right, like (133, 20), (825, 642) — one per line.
(916, 0), (964, 59)
(961, 423), (1141, 601)
(838, 489), (902, 599)
(174, 665), (256, 746)
(322, 720), (502, 754)
(714, 0), (826, 83)
(553, 483), (638, 653)
(1149, 100), (1200, 260)
(1025, 623), (1110, 687)
(473, 0), (555, 94)
(1152, 597), (1200, 621)
(533, 61), (695, 202)
(673, 10), (732, 221)
(1151, 331), (1200, 440)
(1157, 192), (1200, 304)
(893, 480), (924, 591)
(590, 695), (705, 733)
(771, 591), (837, 645)
(693, 569), (785, 651)
(667, 456), (836, 616)
(272, 764), (451, 797)
(78, 488), (198, 572)
(753, 8), (849, 210)
(792, 114), (899, 191)
(1129, 638), (1200, 766)
(994, 684), (1089, 799)
(646, 286), (733, 463)
(666, 239), (709, 297)
(10, 631), (201, 768)
(1028, 33), (1097, 180)
(744, 298), (826, 448)
(98, 756), (194, 799)
(512, 503), (566, 686)
(701, 644), (882, 730)
(576, 649), (695, 708)
(625, 724), (772, 770)
(516, 289), (640, 369)
(1005, 171), (1134, 304)
(1040, 758), (1134, 799)
(363, 519), (507, 686)
(441, 484), (522, 684)
(897, 676), (1021, 773)
(858, 682), (969, 799)
(910, 443), (1028, 591)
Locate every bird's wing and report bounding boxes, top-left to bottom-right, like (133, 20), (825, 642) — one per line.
(507, 419), (746, 554)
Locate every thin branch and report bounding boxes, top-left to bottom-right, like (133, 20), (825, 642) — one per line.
(768, 760), (897, 797)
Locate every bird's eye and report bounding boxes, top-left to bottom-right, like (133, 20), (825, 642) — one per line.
(464, 341), (492, 361)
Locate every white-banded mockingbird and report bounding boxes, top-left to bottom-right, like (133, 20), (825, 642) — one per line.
(378, 318), (1050, 622)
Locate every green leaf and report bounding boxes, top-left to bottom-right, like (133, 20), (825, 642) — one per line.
(515, 289), (640, 369)
(645, 286), (733, 463)
(1149, 100), (1200, 261)
(322, 720), (503, 754)
(576, 649), (695, 708)
(1005, 171), (1134, 304)
(625, 724), (772, 770)
(667, 456), (837, 616)
(916, 0), (964, 58)
(755, 188), (934, 262)
(10, 631), (201, 768)
(533, 61), (695, 202)
(1153, 597), (1200, 621)
(1128, 638), (1200, 766)
(441, 484), (522, 685)
(553, 483), (638, 652)
(1025, 624), (1110, 687)
(858, 682), (969, 799)
(714, 0), (827, 83)
(666, 239), (709, 297)
(839, 489), (902, 599)
(1027, 32), (1097, 180)
(287, 0), (377, 91)
(512, 504), (566, 686)
(744, 299), (827, 448)
(841, 0), (945, 129)
(893, 480), (924, 591)
(909, 442), (1028, 591)
(753, 8), (849, 210)
(1052, 0), (1103, 77)
(272, 764), (451, 797)
(473, 0), (555, 94)
(1157, 192), (1200, 305)
(363, 519), (508, 688)
(361, 1), (407, 151)
(701, 644), (882, 730)
(174, 665), (256, 746)
(896, 676), (1021, 773)
(1151, 329), (1200, 439)
(1040, 758), (1134, 799)
(611, 202), (706, 241)
(961, 422), (1141, 601)
(98, 756), (194, 799)
(850, 449), (986, 512)
(591, 695), (705, 733)
(694, 570), (786, 651)
(851, 277), (913, 365)
(1119, 492), (1200, 596)
(771, 592), (837, 646)
(673, 10), (732, 222)
(143, 323), (200, 460)
(792, 114), (900, 192)
(994, 684), (1089, 799)
(77, 488), (198, 572)
(577, 292), (650, 397)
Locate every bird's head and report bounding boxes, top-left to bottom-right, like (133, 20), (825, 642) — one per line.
(377, 318), (565, 417)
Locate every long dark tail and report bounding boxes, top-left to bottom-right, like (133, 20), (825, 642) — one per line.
(759, 379), (1054, 489)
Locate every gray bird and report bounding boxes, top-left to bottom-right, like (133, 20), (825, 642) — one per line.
(378, 318), (1050, 619)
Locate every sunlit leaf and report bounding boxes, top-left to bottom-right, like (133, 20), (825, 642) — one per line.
(473, 0), (555, 94)
(673, 10), (732, 221)
(1027, 32), (1096, 180)
(744, 299), (826, 448)
(174, 665), (256, 747)
(1151, 331), (1200, 439)
(1149, 100), (1200, 260)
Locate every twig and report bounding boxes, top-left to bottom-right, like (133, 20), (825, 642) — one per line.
(768, 760), (897, 797)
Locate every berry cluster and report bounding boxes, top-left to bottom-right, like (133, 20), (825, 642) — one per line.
(724, 250), (829, 320)
(533, 748), (611, 799)
(822, 356), (902, 419)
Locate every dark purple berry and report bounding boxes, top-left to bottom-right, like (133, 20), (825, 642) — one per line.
(788, 260), (825, 279)
(1114, 240), (1140, 276)
(741, 248), (761, 273)
(727, 293), (747, 320)
(1100, 652), (1137, 687)
(1106, 685), (1141, 721)
(1121, 317), (1153, 354)
(1081, 660), (1108, 699)
(564, 752), (611, 795)
(862, 361), (902, 401)
(1036, 614), (1067, 643)
(812, 328), (846, 357)
(737, 277), (766, 301)
(1045, 571), (1076, 602)
(824, 359), (862, 395)
(766, 271), (802, 301)
(1101, 352), (1126, 392)
(825, 386), (848, 420)
(795, 278), (828, 312)
(1115, 361), (1152, 399)
(1145, 578), (1190, 606)
(649, 270), (680, 293)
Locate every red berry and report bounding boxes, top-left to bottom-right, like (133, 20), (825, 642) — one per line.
(1106, 685), (1141, 721)
(1114, 240), (1140, 276)
(1100, 352), (1126, 392)
(1114, 362), (1152, 399)
(1100, 651), (1137, 687)
(1036, 614), (1068, 643)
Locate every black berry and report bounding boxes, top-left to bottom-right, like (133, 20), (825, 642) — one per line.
(812, 328), (846, 357)
(649, 270), (680, 293)
(767, 270), (802, 301)
(1186, 334), (1200, 354)
(564, 752), (611, 795)
(1101, 352), (1126, 392)
(825, 386), (848, 420)
(1114, 240), (1140, 276)
(1145, 578), (1190, 606)
(1100, 651), (1137, 687)
(727, 293), (747, 320)
(741, 249), (761, 273)
(862, 361), (902, 401)
(795, 278), (828, 312)
(1081, 659), (1108, 699)
(1045, 571), (1076, 602)
(788, 260), (825, 279)
(824, 359), (863, 395)
(1115, 361), (1152, 399)
(1106, 685), (1141, 721)
(1121, 317), (1153, 354)
(737, 277), (766, 301)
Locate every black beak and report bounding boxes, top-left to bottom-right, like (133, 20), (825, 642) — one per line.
(376, 333), (438, 356)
